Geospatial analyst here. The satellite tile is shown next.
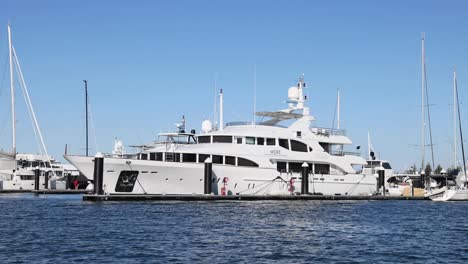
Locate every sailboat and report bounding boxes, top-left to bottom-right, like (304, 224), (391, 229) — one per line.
(426, 70), (468, 201)
(0, 24), (67, 190)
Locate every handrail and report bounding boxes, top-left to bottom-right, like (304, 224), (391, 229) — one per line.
(311, 127), (346, 136)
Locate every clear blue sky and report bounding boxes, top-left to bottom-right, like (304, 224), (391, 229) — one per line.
(1, 0), (467, 172)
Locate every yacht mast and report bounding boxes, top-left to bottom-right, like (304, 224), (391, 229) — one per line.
(7, 24), (16, 156)
(454, 70), (458, 168)
(253, 64), (257, 126)
(421, 33), (426, 171)
(84, 80), (89, 156)
(337, 89), (340, 130)
(219, 89), (224, 131)
(454, 71), (467, 185)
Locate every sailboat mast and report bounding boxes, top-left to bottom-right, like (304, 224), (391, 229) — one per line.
(454, 70), (458, 168)
(421, 33), (426, 171)
(454, 71), (467, 184)
(84, 80), (88, 156)
(337, 89), (340, 130)
(7, 24), (16, 156)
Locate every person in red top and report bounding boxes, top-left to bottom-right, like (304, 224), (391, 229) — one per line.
(73, 180), (79, 190)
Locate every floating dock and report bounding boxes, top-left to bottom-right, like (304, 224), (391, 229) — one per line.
(32, 189), (92, 195)
(0, 189), (92, 194)
(83, 194), (428, 201)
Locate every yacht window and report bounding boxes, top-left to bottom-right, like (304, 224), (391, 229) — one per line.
(212, 155), (223, 164)
(257, 138), (265, 145)
(277, 162), (286, 172)
(182, 153), (197, 163)
(382, 162), (392, 169)
(290, 140), (308, 152)
(199, 154), (210, 163)
(213, 136), (233, 143)
(198, 136), (211, 143)
(315, 164), (330, 174)
(236, 137), (243, 144)
(225, 156), (235, 165)
(141, 153), (148, 160)
(367, 161), (380, 166)
(175, 153), (181, 162)
(309, 147), (313, 152)
(165, 153), (174, 162)
(149, 153), (156, 160)
(289, 162), (302, 173)
(237, 157), (258, 167)
(156, 152), (163, 161)
(246, 137), (256, 145)
(319, 142), (330, 153)
(266, 138), (276, 145)
(279, 139), (289, 150)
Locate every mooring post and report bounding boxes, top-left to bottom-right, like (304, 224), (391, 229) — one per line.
(34, 167), (40, 191)
(44, 171), (49, 190)
(204, 158), (212, 194)
(378, 170), (385, 196)
(411, 181), (414, 197)
(301, 162), (309, 194)
(420, 171), (425, 189)
(93, 152), (104, 195)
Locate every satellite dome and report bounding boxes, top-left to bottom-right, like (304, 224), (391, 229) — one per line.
(201, 120), (213, 134)
(288, 86), (299, 101)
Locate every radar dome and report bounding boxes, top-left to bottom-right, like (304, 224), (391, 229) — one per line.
(112, 138), (125, 155)
(201, 120), (213, 134)
(288, 86), (299, 100)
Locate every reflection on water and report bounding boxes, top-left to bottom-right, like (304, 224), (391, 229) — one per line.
(0, 194), (467, 263)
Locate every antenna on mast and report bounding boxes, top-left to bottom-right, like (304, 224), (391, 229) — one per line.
(219, 89), (224, 131)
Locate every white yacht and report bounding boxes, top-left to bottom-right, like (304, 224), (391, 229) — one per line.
(65, 77), (378, 196)
(0, 153), (68, 190)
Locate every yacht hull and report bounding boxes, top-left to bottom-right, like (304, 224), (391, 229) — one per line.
(426, 187), (468, 201)
(65, 155), (377, 196)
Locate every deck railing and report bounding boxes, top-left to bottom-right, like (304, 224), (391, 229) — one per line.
(310, 127), (346, 136)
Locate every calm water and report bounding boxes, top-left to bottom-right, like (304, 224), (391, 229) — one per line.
(0, 194), (467, 263)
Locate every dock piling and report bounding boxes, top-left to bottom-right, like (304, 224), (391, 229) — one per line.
(44, 171), (49, 190)
(378, 170), (385, 196)
(301, 162), (309, 194)
(34, 167), (40, 191)
(93, 152), (104, 195)
(204, 158), (212, 194)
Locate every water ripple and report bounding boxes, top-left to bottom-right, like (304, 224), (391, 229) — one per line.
(0, 194), (467, 263)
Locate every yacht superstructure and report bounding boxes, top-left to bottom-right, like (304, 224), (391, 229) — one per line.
(65, 77), (378, 196)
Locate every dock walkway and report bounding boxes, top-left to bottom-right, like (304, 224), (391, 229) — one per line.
(83, 194), (428, 201)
